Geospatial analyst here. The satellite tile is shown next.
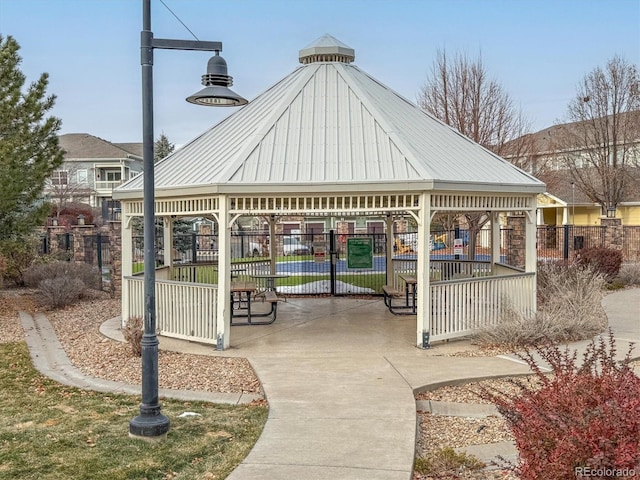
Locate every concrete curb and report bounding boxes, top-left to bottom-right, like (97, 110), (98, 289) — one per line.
(416, 399), (499, 418)
(19, 310), (263, 406)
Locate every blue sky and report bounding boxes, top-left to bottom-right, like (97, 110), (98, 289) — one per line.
(1, 0), (638, 147)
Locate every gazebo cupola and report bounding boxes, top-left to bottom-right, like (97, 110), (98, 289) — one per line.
(298, 33), (355, 64)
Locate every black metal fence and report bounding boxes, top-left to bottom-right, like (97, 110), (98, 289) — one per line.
(536, 225), (640, 262)
(129, 224), (640, 296)
(39, 232), (110, 268)
(38, 231), (112, 290)
(622, 226), (640, 261)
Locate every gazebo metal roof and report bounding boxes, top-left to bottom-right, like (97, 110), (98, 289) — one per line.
(116, 34), (544, 198)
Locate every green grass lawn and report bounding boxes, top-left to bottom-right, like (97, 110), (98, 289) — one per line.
(0, 342), (267, 480)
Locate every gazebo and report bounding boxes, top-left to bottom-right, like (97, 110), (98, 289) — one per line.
(114, 34), (545, 350)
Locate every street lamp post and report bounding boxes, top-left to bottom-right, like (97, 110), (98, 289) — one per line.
(130, 0), (247, 440)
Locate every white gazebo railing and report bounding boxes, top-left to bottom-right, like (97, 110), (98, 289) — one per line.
(124, 276), (218, 345)
(429, 272), (535, 342)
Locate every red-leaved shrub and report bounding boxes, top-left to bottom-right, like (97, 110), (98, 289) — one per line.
(480, 332), (640, 479)
(576, 246), (623, 281)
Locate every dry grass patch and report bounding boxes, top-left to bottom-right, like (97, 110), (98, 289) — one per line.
(476, 264), (607, 349)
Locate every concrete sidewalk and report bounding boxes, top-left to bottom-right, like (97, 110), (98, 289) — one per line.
(20, 288), (640, 480)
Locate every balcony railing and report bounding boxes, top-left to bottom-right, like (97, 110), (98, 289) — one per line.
(95, 180), (122, 191)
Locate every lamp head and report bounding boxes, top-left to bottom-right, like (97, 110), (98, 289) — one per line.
(186, 51), (248, 106)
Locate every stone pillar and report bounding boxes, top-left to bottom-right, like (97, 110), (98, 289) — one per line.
(108, 221), (122, 298)
(601, 217), (623, 251)
(46, 226), (68, 256)
(71, 225), (93, 263)
(506, 214), (526, 270)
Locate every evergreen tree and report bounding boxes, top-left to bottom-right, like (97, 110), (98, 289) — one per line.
(0, 35), (63, 241)
(154, 132), (174, 163)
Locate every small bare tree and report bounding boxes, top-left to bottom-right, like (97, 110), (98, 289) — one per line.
(47, 163), (94, 217)
(418, 49), (533, 258)
(562, 55), (640, 214)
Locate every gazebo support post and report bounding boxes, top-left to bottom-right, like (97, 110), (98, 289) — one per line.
(268, 215), (277, 274)
(163, 216), (173, 273)
(385, 214), (395, 286)
(490, 211), (501, 274)
(216, 195), (232, 350)
(525, 206), (538, 314)
(416, 192), (431, 348)
(121, 219), (134, 327)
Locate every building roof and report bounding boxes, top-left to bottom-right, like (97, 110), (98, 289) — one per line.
(509, 110), (640, 156)
(59, 133), (142, 160)
(117, 35), (544, 196)
(540, 168), (640, 205)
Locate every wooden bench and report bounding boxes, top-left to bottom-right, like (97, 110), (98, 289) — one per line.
(382, 285), (403, 305)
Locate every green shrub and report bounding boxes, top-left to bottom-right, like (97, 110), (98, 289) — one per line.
(575, 246), (623, 281)
(479, 333), (640, 480)
(0, 254), (5, 288)
(0, 238), (38, 286)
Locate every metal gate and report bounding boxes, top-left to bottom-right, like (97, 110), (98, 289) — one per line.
(272, 231), (387, 296)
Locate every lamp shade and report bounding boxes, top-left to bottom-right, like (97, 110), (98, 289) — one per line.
(186, 52), (248, 106)
(186, 85), (247, 106)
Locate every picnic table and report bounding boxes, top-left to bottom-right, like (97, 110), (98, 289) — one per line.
(382, 273), (417, 315)
(230, 280), (280, 325)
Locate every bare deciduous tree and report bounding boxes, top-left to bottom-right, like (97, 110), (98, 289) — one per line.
(47, 163), (94, 217)
(418, 49), (532, 258)
(562, 55), (640, 214)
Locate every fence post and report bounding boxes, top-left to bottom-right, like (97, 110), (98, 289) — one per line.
(96, 233), (103, 270)
(191, 232), (198, 264)
(329, 229), (336, 296)
(563, 224), (570, 261)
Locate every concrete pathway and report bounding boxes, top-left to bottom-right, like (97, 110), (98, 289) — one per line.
(20, 288), (640, 480)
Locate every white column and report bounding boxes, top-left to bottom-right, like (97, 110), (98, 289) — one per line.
(162, 216), (173, 269)
(525, 202), (538, 313)
(216, 196), (231, 350)
(385, 214), (395, 286)
(562, 206), (569, 225)
(268, 215), (277, 274)
(525, 207), (537, 273)
(490, 212), (501, 274)
(121, 213), (133, 328)
(416, 193), (431, 348)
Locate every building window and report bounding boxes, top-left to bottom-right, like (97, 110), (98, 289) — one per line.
(76, 169), (88, 184)
(51, 170), (68, 186)
(105, 170), (121, 182)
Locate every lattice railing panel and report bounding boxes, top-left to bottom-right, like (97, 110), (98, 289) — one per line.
(230, 194), (421, 214)
(123, 196), (219, 217)
(431, 194), (534, 211)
